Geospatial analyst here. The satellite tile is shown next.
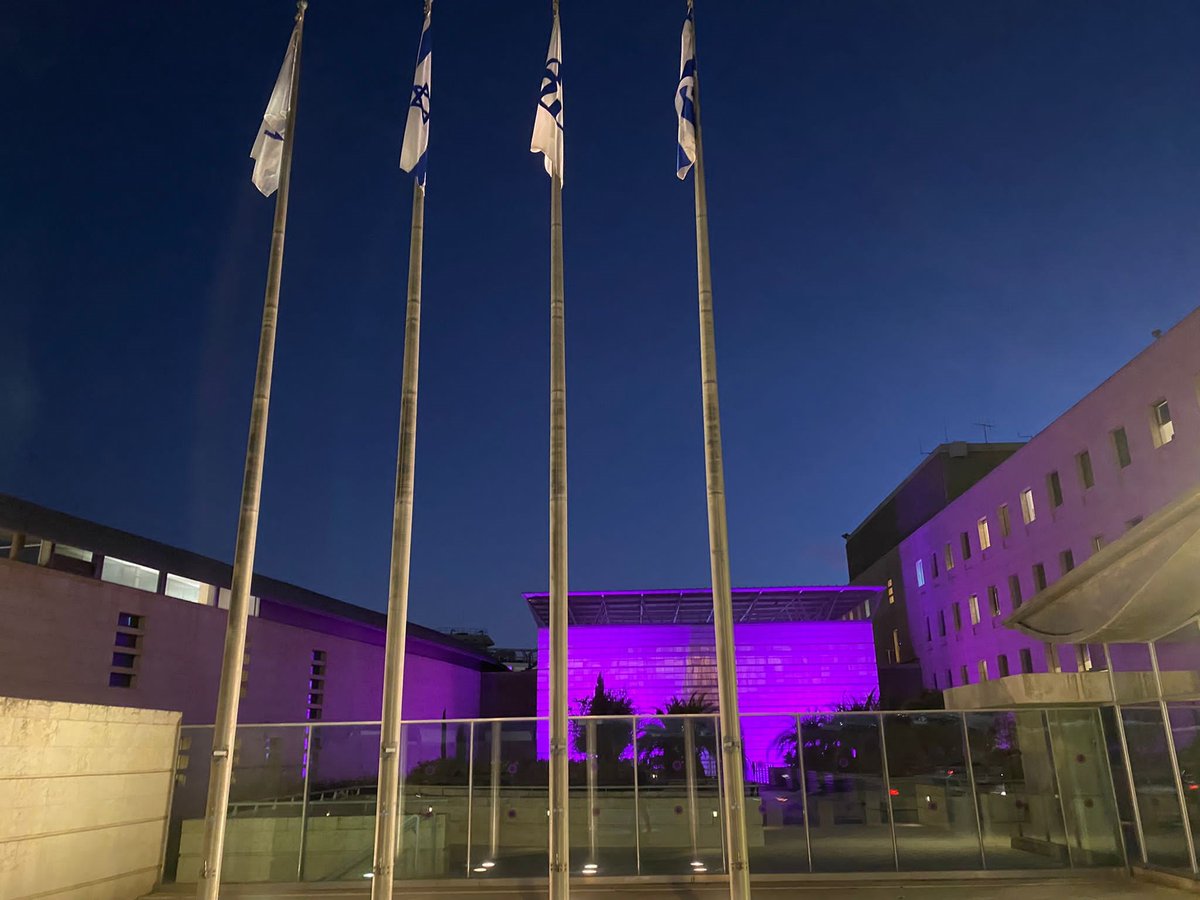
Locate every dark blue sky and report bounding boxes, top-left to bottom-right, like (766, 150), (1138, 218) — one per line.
(3, 1), (1199, 646)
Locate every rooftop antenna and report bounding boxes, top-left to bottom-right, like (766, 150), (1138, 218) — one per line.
(973, 422), (995, 443)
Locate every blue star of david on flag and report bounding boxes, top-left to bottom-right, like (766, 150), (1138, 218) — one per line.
(531, 13), (564, 181)
(675, 8), (697, 180)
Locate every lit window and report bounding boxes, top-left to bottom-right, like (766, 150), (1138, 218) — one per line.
(55, 544), (93, 562)
(960, 531), (972, 561)
(891, 629), (901, 662)
(997, 654), (1010, 677)
(1032, 563), (1047, 592)
(1008, 574), (1023, 609)
(1059, 549), (1075, 575)
(116, 612), (142, 630)
(101, 557), (159, 593)
(977, 517), (991, 551)
(953, 602), (963, 631)
(998, 504), (1011, 538)
(1091, 534), (1104, 554)
(944, 543), (955, 571)
(1151, 399), (1174, 447)
(1047, 471), (1063, 508)
(886, 578), (895, 605)
(978, 659), (989, 682)
(988, 585), (1001, 617)
(1076, 644), (1094, 672)
(165, 574), (205, 604)
(1019, 648), (1033, 674)
(915, 560), (925, 588)
(968, 594), (980, 626)
(1019, 488), (1036, 525)
(1076, 450), (1094, 489)
(1112, 426), (1132, 468)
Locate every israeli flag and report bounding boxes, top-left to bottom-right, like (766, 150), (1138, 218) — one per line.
(531, 14), (564, 182)
(675, 8), (697, 180)
(250, 24), (299, 197)
(399, 9), (432, 185)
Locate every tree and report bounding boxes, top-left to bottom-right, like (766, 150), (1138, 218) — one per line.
(571, 674), (635, 764)
(638, 692), (718, 782)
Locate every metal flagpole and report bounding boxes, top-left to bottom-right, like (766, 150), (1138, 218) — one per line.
(196, 3), (307, 897)
(370, 175), (426, 897)
(548, 162), (571, 899)
(687, 4), (752, 896)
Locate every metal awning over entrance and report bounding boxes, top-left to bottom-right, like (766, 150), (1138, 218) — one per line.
(524, 585), (882, 627)
(1006, 484), (1200, 643)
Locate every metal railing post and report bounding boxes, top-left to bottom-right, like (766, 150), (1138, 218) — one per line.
(465, 721), (475, 876)
(489, 720), (502, 864)
(958, 712), (987, 869)
(684, 717), (700, 863)
(795, 715), (812, 874)
(1149, 642), (1199, 874)
(586, 720), (598, 865)
(631, 715), (641, 875)
(877, 713), (899, 871)
(295, 725), (314, 881)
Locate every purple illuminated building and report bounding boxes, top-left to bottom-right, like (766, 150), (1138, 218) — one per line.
(528, 587), (881, 769)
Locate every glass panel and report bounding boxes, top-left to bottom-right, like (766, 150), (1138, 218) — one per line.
(100, 556), (159, 592)
(1120, 705), (1191, 869)
(1155, 624), (1200, 702)
(801, 713), (892, 872)
(1166, 702), (1200, 861)
(163, 727), (213, 884)
(883, 713), (981, 871)
(1097, 705), (1142, 864)
(1107, 643), (1156, 704)
(748, 714), (808, 873)
(467, 719), (546, 879)
(637, 714), (724, 876)
(300, 724), (379, 882)
(399, 720), (473, 879)
(1045, 709), (1124, 866)
(966, 711), (1068, 869)
(569, 716), (637, 877)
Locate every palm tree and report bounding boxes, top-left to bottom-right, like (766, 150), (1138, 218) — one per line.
(571, 674), (635, 765)
(637, 692), (718, 782)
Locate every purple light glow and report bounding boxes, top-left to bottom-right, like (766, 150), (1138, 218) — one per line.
(523, 585), (884, 600)
(536, 621), (878, 771)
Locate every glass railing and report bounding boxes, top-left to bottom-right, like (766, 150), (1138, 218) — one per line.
(162, 707), (1130, 885)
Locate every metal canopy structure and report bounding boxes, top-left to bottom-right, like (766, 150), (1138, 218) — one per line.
(1007, 484), (1200, 644)
(524, 585), (882, 628)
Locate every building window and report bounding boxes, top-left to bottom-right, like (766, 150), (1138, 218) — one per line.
(1112, 426), (1132, 468)
(886, 579), (895, 605)
(960, 532), (972, 561)
(109, 672), (134, 688)
(932, 672), (938, 690)
(946, 669), (953, 688)
(988, 585), (1001, 617)
(101, 557), (159, 593)
(960, 664), (970, 686)
(56, 544), (93, 562)
(1059, 549), (1075, 575)
(1020, 488), (1036, 525)
(891, 629), (901, 663)
(1151, 399), (1175, 447)
(1091, 534), (1105, 554)
(114, 632), (138, 649)
(978, 659), (989, 682)
(1008, 574), (1023, 609)
(938, 610), (947, 637)
(1126, 515), (1144, 531)
(1019, 648), (1034, 674)
(1032, 563), (1047, 592)
(944, 543), (955, 571)
(308, 650), (326, 721)
(968, 594), (981, 626)
(1047, 471), (1063, 508)
(1076, 644), (1094, 672)
(997, 654), (1010, 677)
(977, 517), (991, 551)
(998, 504), (1011, 538)
(112, 652), (136, 669)
(925, 617), (932, 642)
(1076, 450), (1094, 489)
(165, 574), (205, 604)
(952, 602), (963, 632)
(116, 612), (142, 630)
(931, 553), (940, 578)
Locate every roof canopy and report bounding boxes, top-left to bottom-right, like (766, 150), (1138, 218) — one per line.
(524, 586), (882, 628)
(1006, 485), (1200, 644)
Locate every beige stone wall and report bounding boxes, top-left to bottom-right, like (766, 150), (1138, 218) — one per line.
(0, 696), (180, 900)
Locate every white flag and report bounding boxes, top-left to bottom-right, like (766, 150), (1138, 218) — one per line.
(530, 14), (564, 182)
(399, 9), (432, 185)
(250, 25), (299, 197)
(675, 9), (697, 180)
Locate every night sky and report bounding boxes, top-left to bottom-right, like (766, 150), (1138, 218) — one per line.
(3, 1), (1199, 646)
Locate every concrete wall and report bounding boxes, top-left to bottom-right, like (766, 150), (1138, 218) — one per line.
(896, 306), (1200, 695)
(0, 559), (483, 726)
(0, 696), (180, 900)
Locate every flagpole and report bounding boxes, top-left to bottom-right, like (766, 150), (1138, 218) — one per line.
(688, 6), (752, 897)
(195, 3), (307, 898)
(369, 174), (425, 898)
(548, 148), (571, 900)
